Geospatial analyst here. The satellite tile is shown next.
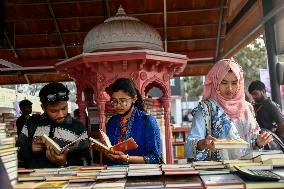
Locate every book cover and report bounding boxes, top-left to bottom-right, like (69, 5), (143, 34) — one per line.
(13, 182), (44, 189)
(253, 153), (284, 162)
(18, 176), (46, 182)
(225, 162), (262, 168)
(263, 158), (284, 166)
(244, 181), (284, 189)
(89, 129), (138, 154)
(200, 174), (244, 187)
(35, 181), (68, 188)
(192, 161), (223, 166)
(163, 168), (200, 175)
(92, 178), (126, 189)
(161, 164), (192, 169)
(240, 150), (283, 160)
(41, 134), (82, 154)
(64, 182), (96, 189)
(194, 164), (226, 170)
(0, 147), (18, 155)
(241, 170), (284, 189)
(164, 175), (203, 188)
(125, 176), (164, 189)
(0, 137), (15, 145)
(17, 168), (35, 174)
(213, 139), (249, 149)
(0, 158), (13, 189)
(199, 169), (231, 175)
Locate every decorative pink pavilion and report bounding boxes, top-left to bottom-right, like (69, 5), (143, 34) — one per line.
(56, 7), (188, 163)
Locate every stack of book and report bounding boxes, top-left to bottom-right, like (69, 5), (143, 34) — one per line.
(253, 153), (284, 163)
(263, 158), (284, 167)
(213, 139), (250, 149)
(192, 161), (226, 170)
(240, 150), (283, 160)
(12, 162), (284, 189)
(93, 178), (126, 189)
(0, 122), (17, 184)
(144, 97), (166, 163)
(161, 164), (199, 175)
(2, 113), (17, 138)
(97, 166), (128, 180)
(127, 164), (162, 177)
(164, 175), (204, 189)
(239, 150), (284, 167)
(76, 165), (106, 177)
(125, 176), (164, 189)
(200, 174), (245, 189)
(222, 159), (262, 169)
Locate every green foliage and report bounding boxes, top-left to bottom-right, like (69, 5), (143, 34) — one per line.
(181, 76), (203, 100)
(1, 81), (77, 102)
(278, 54), (284, 62)
(181, 36), (268, 99)
(233, 36), (267, 89)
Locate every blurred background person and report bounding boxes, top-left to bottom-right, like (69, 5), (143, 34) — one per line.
(249, 80), (284, 143)
(16, 99), (33, 137)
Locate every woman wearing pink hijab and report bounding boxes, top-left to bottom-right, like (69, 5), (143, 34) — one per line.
(185, 59), (272, 160)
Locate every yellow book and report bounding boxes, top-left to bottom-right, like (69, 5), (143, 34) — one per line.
(176, 145), (184, 158)
(225, 162), (262, 168)
(18, 176), (46, 182)
(253, 154), (284, 162)
(245, 182), (284, 189)
(213, 139), (249, 149)
(13, 182), (44, 189)
(0, 147), (17, 155)
(35, 181), (68, 188)
(222, 159), (253, 164)
(262, 158), (284, 166)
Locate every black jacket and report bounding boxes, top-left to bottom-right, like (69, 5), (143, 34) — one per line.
(17, 114), (90, 168)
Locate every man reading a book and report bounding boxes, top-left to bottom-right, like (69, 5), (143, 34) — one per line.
(17, 82), (90, 168)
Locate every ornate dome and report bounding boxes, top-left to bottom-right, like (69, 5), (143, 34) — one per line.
(83, 6), (164, 53)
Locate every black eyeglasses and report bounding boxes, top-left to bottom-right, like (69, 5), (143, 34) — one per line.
(46, 91), (68, 102)
(110, 98), (132, 107)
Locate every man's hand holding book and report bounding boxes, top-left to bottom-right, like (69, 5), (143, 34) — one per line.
(32, 134), (82, 166)
(45, 145), (68, 166)
(31, 136), (46, 153)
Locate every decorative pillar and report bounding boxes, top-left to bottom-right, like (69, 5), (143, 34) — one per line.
(262, 0), (282, 107)
(78, 102), (87, 126)
(76, 87), (87, 127)
(161, 96), (173, 164)
(97, 92), (107, 132)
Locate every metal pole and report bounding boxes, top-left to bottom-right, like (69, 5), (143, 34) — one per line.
(163, 0), (168, 52)
(47, 0), (68, 59)
(262, 0), (282, 107)
(215, 0), (224, 60)
(103, 0), (110, 19)
(221, 1), (284, 59)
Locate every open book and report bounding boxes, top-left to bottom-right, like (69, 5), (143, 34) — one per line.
(213, 138), (249, 149)
(240, 150), (283, 160)
(41, 134), (82, 154)
(89, 129), (138, 154)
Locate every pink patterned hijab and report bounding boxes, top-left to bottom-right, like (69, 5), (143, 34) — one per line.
(202, 59), (246, 119)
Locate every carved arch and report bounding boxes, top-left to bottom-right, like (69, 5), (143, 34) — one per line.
(97, 74), (119, 100)
(141, 75), (170, 98)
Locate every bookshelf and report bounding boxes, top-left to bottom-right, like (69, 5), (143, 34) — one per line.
(172, 126), (190, 161)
